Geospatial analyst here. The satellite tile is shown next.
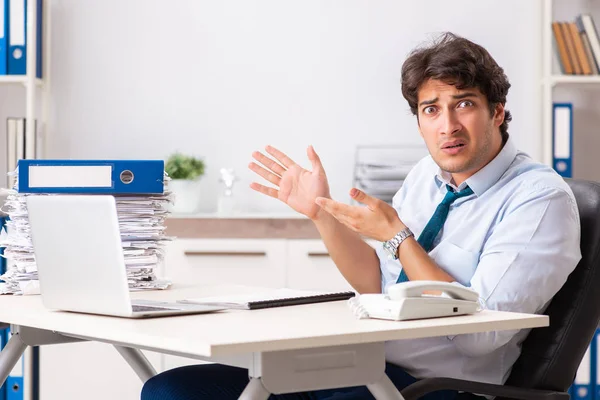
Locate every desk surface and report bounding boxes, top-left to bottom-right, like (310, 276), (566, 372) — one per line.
(0, 284), (548, 358)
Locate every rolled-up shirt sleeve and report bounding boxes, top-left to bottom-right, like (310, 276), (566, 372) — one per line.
(448, 186), (581, 357)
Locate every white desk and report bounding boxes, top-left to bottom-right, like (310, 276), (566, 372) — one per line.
(0, 284), (548, 399)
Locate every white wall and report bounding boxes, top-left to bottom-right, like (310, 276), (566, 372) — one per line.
(6, 0), (544, 213)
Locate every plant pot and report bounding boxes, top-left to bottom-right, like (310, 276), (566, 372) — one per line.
(168, 179), (202, 214)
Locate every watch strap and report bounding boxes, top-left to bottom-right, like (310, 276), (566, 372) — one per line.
(383, 227), (414, 260)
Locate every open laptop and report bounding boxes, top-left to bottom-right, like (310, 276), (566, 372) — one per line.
(26, 195), (225, 318)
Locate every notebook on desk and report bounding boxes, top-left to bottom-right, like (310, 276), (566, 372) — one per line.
(178, 288), (356, 310)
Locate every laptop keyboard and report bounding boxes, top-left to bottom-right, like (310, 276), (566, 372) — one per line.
(132, 305), (182, 312)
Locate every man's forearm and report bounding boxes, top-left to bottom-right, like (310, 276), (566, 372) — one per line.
(397, 236), (455, 282)
(313, 211), (382, 293)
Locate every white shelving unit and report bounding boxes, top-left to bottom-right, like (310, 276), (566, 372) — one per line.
(541, 0), (600, 167)
(2, 1), (51, 399)
(3, 0), (51, 163)
(0, 75), (42, 85)
(549, 75), (600, 84)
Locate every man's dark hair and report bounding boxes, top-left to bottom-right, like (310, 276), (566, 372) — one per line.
(401, 32), (512, 142)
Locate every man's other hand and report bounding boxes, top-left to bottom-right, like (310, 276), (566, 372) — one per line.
(315, 188), (405, 241)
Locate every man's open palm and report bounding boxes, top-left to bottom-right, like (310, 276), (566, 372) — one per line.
(249, 145), (331, 220)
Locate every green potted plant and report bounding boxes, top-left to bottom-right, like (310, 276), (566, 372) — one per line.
(165, 152), (206, 213)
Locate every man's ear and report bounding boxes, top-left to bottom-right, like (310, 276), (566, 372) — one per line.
(494, 103), (505, 127)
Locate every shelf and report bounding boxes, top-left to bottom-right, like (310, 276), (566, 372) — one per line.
(0, 76), (43, 86)
(549, 75), (600, 85)
(168, 212), (307, 220)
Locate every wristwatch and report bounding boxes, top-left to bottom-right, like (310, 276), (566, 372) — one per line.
(383, 227), (414, 260)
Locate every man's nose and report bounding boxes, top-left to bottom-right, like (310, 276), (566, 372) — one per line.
(441, 110), (462, 135)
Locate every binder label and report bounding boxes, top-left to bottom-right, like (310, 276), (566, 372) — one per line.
(9, 0), (24, 46)
(554, 107), (571, 159)
(0, 0), (4, 39)
(29, 165), (113, 188)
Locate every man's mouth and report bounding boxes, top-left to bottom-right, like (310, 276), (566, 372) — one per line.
(442, 142), (466, 149)
(441, 141), (467, 154)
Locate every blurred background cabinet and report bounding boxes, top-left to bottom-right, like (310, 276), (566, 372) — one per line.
(161, 238), (287, 288)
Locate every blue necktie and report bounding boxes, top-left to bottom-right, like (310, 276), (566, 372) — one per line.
(396, 184), (474, 283)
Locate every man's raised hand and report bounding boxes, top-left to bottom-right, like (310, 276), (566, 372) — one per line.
(249, 145), (331, 220)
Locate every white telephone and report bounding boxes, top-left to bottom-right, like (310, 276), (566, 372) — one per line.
(348, 281), (481, 321)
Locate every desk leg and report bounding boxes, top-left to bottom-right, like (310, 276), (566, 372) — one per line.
(238, 378), (270, 400)
(367, 374), (406, 400)
(113, 345), (157, 382)
(0, 332), (27, 386)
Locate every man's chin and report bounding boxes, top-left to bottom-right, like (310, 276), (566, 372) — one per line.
(434, 158), (471, 174)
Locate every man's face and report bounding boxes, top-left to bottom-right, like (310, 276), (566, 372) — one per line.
(416, 79), (505, 186)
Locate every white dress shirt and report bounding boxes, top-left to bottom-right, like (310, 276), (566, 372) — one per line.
(377, 137), (582, 385)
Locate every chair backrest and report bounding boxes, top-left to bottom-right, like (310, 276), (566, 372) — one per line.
(504, 178), (600, 392)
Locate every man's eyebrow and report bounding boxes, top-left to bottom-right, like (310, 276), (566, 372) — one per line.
(419, 97), (438, 107)
(418, 92), (478, 107)
(452, 92), (478, 100)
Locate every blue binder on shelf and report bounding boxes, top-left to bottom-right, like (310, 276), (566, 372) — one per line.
(571, 340), (594, 400)
(552, 103), (573, 178)
(7, 0), (42, 77)
(595, 328), (600, 400)
(0, 329), (5, 400)
(0, 217), (9, 400)
(2, 335), (36, 400)
(5, 335), (22, 400)
(34, 0), (40, 79)
(3, 335), (36, 400)
(0, 219), (6, 400)
(0, 0), (8, 75)
(0, 216), (37, 400)
(17, 159), (165, 194)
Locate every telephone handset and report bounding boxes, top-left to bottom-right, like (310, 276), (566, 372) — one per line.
(388, 280), (480, 302)
(348, 280), (481, 321)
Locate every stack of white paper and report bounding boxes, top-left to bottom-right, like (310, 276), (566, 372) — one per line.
(355, 163), (413, 204)
(0, 172), (174, 295)
(353, 145), (428, 205)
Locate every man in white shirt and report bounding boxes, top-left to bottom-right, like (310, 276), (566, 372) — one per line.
(142, 32), (581, 400)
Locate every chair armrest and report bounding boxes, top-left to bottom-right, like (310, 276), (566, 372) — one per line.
(400, 377), (569, 400)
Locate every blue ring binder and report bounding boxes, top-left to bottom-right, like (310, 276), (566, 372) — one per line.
(16, 159), (165, 194)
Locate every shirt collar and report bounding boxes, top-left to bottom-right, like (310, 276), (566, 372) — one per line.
(434, 136), (518, 196)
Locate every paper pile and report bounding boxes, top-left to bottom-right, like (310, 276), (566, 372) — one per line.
(353, 145), (428, 204)
(355, 163), (413, 204)
(0, 171), (174, 295)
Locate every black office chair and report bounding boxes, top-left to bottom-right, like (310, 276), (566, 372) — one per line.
(401, 178), (600, 400)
